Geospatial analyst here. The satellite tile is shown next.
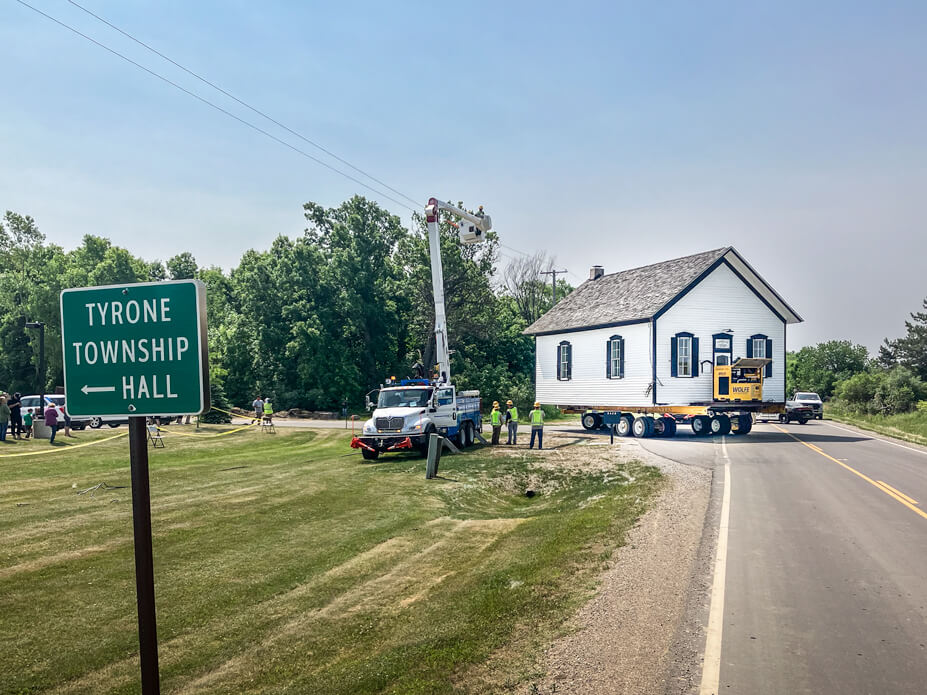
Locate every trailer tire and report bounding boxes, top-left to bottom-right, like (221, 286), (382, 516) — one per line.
(582, 413), (600, 431)
(661, 417), (677, 437)
(691, 415), (711, 436)
(710, 414), (731, 436)
(616, 414), (633, 437)
(779, 413), (789, 424)
(361, 448), (379, 461)
(732, 413), (753, 435)
(632, 416), (653, 438)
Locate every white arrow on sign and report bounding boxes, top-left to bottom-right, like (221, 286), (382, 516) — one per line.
(81, 384), (116, 395)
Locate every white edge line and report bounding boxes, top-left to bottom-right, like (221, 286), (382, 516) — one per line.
(700, 435), (731, 695)
(822, 421), (927, 457)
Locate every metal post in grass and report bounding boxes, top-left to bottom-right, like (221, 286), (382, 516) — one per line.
(128, 416), (161, 694)
(426, 433), (443, 479)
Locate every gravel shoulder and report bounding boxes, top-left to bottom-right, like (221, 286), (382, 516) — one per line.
(522, 435), (713, 695)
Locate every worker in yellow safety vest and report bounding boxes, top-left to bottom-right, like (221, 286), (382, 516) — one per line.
(528, 402), (544, 450)
(263, 399), (274, 423)
(490, 401), (502, 445)
(505, 399), (519, 445)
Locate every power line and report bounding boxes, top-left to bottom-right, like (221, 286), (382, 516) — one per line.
(63, 0), (423, 211)
(13, 0), (418, 214)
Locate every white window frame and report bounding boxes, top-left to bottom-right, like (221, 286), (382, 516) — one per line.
(752, 338), (766, 359)
(559, 343), (570, 380)
(609, 339), (621, 378)
(677, 336), (692, 377)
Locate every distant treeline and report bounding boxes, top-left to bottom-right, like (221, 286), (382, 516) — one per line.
(0, 199), (569, 411)
(787, 299), (927, 415)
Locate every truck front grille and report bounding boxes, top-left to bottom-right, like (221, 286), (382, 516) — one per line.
(375, 417), (405, 430)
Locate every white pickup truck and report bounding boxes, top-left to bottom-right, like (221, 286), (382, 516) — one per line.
(352, 379), (481, 460)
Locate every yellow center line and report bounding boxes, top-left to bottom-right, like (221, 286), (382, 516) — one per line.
(772, 423), (927, 522)
(876, 481), (918, 506)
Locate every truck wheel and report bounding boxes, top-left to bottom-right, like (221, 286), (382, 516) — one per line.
(582, 413), (598, 431)
(361, 448), (379, 461)
(632, 416), (653, 438)
(732, 414), (752, 435)
(798, 417), (809, 425)
(419, 426), (436, 456)
(779, 413), (788, 424)
(616, 414), (633, 437)
(89, 417), (103, 429)
(710, 415), (731, 436)
(691, 415), (711, 436)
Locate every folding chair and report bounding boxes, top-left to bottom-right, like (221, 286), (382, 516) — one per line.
(147, 424), (165, 448)
(261, 415), (276, 434)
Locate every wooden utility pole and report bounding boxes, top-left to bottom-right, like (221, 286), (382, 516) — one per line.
(540, 269), (568, 305)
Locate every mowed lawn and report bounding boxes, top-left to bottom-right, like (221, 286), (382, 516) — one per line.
(0, 424), (661, 694)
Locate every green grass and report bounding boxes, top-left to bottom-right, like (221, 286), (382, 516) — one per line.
(0, 424), (660, 694)
(826, 406), (927, 447)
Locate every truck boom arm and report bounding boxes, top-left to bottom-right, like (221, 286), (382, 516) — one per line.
(424, 198), (492, 383)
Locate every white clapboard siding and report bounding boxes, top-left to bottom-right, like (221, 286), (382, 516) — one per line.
(535, 322), (653, 407)
(655, 262), (785, 404)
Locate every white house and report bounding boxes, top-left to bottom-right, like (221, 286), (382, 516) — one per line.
(523, 247), (802, 408)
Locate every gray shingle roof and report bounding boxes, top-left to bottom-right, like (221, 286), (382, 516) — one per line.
(523, 247), (729, 335)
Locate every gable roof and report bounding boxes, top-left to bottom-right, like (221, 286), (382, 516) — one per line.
(523, 246), (802, 336)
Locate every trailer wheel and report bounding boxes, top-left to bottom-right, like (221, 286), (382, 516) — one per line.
(361, 448), (379, 461)
(779, 413), (789, 424)
(632, 416), (654, 438)
(616, 414), (633, 437)
(732, 414), (752, 435)
(710, 415), (731, 436)
(691, 415), (711, 436)
(653, 417), (665, 437)
(661, 417), (677, 437)
(582, 413), (599, 431)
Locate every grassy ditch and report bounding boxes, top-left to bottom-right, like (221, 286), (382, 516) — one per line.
(826, 406), (927, 447)
(0, 425), (660, 694)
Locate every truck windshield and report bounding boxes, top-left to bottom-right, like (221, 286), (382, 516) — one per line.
(796, 393), (820, 400)
(377, 388), (432, 408)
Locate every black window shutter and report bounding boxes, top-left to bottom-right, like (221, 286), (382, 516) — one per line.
(671, 336), (678, 377)
(692, 337), (700, 377)
(556, 344), (562, 380)
(746, 338), (754, 358)
(606, 339), (612, 378)
(765, 339), (773, 377)
(567, 343), (572, 379)
(619, 338), (625, 378)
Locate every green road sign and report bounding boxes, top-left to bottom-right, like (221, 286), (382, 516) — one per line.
(60, 280), (209, 417)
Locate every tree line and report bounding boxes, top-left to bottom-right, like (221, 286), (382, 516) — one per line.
(787, 299), (927, 415)
(0, 199), (570, 412)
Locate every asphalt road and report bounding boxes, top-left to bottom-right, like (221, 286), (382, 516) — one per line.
(634, 419), (927, 695)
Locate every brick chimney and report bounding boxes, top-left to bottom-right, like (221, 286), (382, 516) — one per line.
(590, 265), (604, 280)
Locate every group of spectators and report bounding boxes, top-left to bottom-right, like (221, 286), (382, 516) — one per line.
(0, 393), (70, 444)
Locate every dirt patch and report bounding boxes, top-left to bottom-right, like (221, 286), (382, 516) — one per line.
(519, 436), (712, 695)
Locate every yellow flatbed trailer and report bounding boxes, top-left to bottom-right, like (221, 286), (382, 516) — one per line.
(563, 358), (782, 437)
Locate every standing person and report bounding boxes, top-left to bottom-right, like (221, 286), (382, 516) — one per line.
(490, 401), (502, 445)
(44, 402), (59, 444)
(0, 397), (10, 442)
(23, 408), (33, 439)
(528, 402), (544, 450)
(8, 392), (22, 439)
(505, 399), (519, 445)
(263, 398), (274, 422)
(252, 395), (264, 422)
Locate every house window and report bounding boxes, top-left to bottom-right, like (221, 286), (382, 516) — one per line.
(748, 334), (773, 377)
(752, 338), (766, 359)
(607, 335), (624, 379)
(557, 341), (572, 380)
(678, 336), (692, 377)
(671, 332), (699, 378)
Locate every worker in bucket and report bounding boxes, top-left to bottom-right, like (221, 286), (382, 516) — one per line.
(528, 402), (544, 450)
(490, 401), (502, 445)
(505, 399), (519, 445)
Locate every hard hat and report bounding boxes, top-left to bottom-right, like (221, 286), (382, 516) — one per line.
(534, 401), (540, 408)
(506, 400), (513, 405)
(492, 401), (499, 407)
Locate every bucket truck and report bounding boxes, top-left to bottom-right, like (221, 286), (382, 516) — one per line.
(351, 199), (492, 460)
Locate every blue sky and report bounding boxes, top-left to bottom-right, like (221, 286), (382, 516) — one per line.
(2, 0), (925, 351)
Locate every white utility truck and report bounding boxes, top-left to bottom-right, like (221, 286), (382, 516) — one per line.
(351, 199), (491, 460)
